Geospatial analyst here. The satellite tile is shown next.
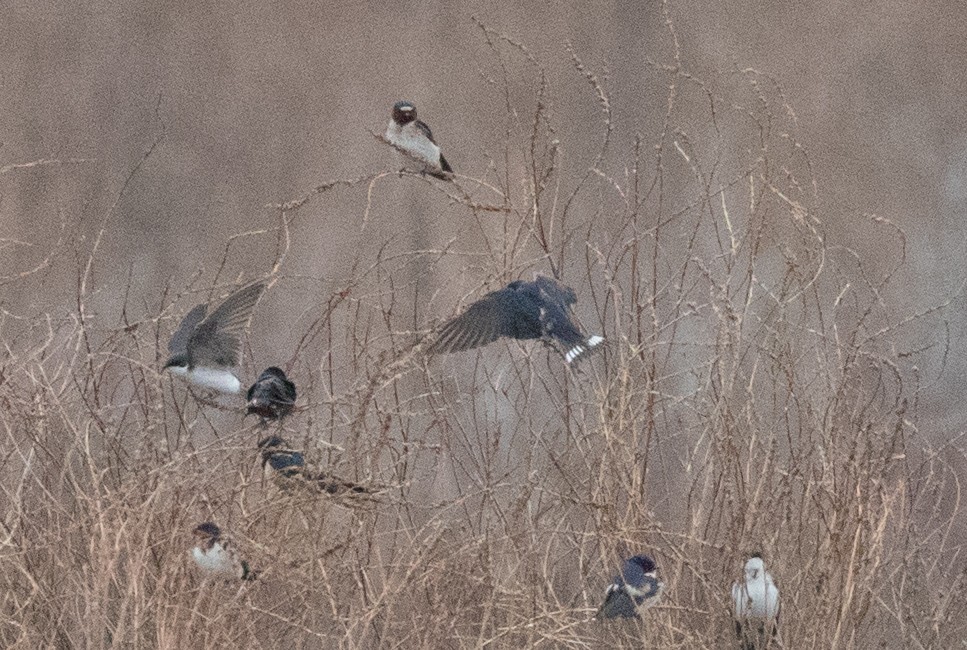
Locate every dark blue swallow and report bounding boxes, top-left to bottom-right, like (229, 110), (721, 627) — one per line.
(428, 275), (604, 364)
(258, 436), (372, 495)
(246, 367), (296, 422)
(597, 554), (664, 619)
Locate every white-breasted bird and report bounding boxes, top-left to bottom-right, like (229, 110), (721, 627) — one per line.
(384, 100), (453, 180)
(732, 554), (780, 649)
(163, 282), (265, 395)
(596, 554), (664, 619)
(190, 521), (257, 581)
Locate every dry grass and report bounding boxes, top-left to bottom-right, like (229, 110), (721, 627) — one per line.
(2, 16), (965, 650)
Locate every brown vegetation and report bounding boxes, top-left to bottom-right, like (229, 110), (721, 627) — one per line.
(1, 7), (964, 649)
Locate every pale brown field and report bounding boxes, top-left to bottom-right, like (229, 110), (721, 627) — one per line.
(2, 2), (966, 648)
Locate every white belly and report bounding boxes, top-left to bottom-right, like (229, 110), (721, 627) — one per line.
(187, 367), (242, 394)
(192, 543), (238, 578)
(385, 123), (442, 169)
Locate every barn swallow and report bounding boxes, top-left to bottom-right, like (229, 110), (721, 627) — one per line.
(428, 275), (604, 364)
(384, 100), (453, 180)
(246, 367), (296, 422)
(190, 521), (256, 581)
(597, 554), (663, 619)
(258, 436), (373, 495)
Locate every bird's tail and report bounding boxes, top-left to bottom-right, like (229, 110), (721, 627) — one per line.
(564, 335), (605, 365)
(313, 472), (380, 496)
(241, 561), (259, 581)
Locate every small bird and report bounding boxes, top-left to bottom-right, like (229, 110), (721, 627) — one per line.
(190, 521), (256, 581)
(246, 367), (297, 422)
(596, 554), (664, 619)
(732, 555), (780, 649)
(258, 436), (373, 495)
(163, 282), (266, 394)
(384, 100), (453, 180)
(428, 275), (604, 364)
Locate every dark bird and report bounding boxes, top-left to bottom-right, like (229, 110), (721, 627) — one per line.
(428, 275), (604, 364)
(191, 521), (256, 581)
(258, 436), (374, 495)
(163, 282), (266, 394)
(732, 555), (780, 649)
(384, 100), (453, 180)
(596, 554), (664, 619)
(246, 367), (297, 422)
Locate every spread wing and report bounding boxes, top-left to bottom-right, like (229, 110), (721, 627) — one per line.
(187, 282), (266, 367)
(168, 303), (207, 355)
(428, 289), (519, 354)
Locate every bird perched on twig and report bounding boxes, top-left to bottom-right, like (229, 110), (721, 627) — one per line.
(428, 275), (604, 365)
(732, 554), (780, 649)
(258, 436), (376, 495)
(384, 100), (453, 180)
(163, 282), (266, 395)
(190, 521), (257, 581)
(246, 367), (296, 422)
(596, 554), (664, 619)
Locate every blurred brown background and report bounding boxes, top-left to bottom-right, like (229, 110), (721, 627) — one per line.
(2, 1), (966, 646)
(3, 0), (964, 417)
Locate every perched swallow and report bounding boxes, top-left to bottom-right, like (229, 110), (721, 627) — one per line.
(428, 275), (604, 364)
(190, 521), (256, 581)
(384, 100), (453, 180)
(246, 367), (297, 422)
(258, 436), (373, 495)
(732, 555), (780, 649)
(596, 554), (664, 619)
(163, 282), (266, 394)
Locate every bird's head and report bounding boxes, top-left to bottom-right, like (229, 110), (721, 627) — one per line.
(745, 556), (766, 579)
(629, 554), (658, 574)
(260, 366), (287, 381)
(163, 354), (189, 373)
(392, 101), (416, 125)
(258, 435), (288, 466)
(193, 521), (221, 539)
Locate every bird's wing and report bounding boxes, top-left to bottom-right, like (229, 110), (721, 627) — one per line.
(439, 153), (453, 174)
(272, 376), (298, 404)
(266, 450), (305, 474)
(428, 290), (514, 354)
(188, 282), (265, 367)
(414, 119), (437, 144)
(732, 582), (747, 616)
(597, 585), (639, 619)
(168, 303), (207, 355)
(767, 578), (781, 619)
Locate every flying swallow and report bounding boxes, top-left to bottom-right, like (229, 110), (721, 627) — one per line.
(384, 100), (453, 180)
(163, 282), (266, 395)
(190, 521), (256, 581)
(258, 436), (374, 495)
(596, 554), (664, 619)
(732, 555), (780, 649)
(428, 275), (604, 364)
(246, 367), (297, 422)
